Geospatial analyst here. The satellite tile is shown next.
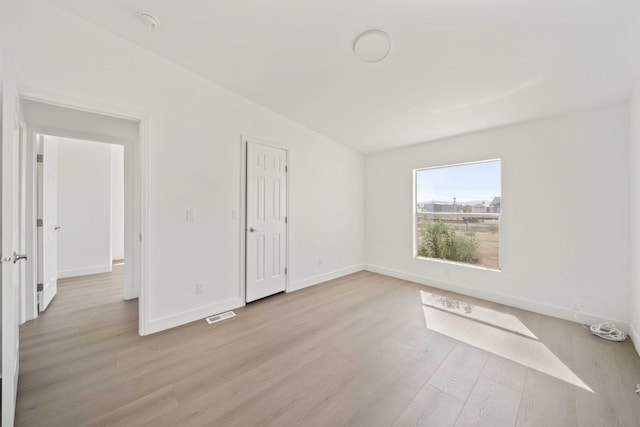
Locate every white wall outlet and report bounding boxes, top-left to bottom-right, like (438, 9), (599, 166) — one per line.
(186, 208), (195, 221)
(195, 282), (204, 295)
(318, 258), (324, 267)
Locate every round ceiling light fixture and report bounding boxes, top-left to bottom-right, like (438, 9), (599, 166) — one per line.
(353, 30), (391, 63)
(137, 11), (161, 29)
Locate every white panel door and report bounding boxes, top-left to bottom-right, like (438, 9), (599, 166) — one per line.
(246, 141), (287, 302)
(2, 50), (23, 427)
(37, 136), (59, 311)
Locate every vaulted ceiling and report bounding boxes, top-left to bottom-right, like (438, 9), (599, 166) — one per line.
(45, 0), (640, 153)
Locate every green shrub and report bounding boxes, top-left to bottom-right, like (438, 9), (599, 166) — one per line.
(418, 218), (480, 264)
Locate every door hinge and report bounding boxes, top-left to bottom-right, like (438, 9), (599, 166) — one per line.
(37, 218), (43, 227)
(37, 154), (43, 163)
(285, 216), (287, 224)
(285, 267), (287, 275)
(285, 165), (288, 173)
(139, 232), (143, 242)
(37, 283), (43, 292)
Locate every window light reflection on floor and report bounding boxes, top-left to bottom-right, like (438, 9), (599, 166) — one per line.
(421, 291), (592, 392)
(421, 292), (538, 339)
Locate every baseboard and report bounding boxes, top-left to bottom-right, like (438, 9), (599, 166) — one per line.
(58, 265), (112, 279)
(630, 324), (640, 357)
(288, 264), (365, 293)
(123, 287), (139, 301)
(148, 266), (364, 334)
(147, 297), (245, 334)
(365, 264), (631, 334)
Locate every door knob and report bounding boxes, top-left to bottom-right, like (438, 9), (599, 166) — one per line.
(54, 225), (61, 231)
(248, 227), (258, 232)
(13, 252), (28, 263)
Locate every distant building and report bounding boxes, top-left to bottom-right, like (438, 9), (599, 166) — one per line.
(490, 196), (501, 213)
(472, 203), (493, 213)
(421, 202), (461, 213)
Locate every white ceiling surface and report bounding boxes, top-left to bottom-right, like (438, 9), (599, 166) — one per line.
(44, 0), (640, 153)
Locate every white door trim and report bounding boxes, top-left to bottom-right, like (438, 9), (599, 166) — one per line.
(2, 49), (21, 427)
(17, 87), (151, 336)
(18, 120), (32, 324)
(23, 122), (38, 322)
(240, 135), (290, 303)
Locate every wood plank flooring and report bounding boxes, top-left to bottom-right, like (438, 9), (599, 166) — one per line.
(15, 267), (640, 426)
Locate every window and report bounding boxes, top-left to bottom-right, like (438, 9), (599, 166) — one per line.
(414, 159), (501, 270)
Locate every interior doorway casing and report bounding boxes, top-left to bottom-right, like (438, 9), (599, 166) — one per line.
(19, 88), (150, 336)
(240, 135), (290, 303)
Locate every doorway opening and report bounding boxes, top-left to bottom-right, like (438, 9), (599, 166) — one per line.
(35, 135), (126, 312)
(18, 97), (147, 333)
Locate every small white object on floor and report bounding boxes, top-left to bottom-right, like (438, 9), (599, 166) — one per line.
(589, 322), (626, 342)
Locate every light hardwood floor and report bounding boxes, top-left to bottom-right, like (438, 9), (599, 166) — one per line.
(15, 267), (640, 426)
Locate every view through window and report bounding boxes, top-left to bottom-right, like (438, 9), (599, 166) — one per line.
(415, 159), (501, 269)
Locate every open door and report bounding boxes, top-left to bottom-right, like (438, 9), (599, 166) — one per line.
(2, 50), (26, 427)
(245, 140), (288, 302)
(36, 135), (59, 312)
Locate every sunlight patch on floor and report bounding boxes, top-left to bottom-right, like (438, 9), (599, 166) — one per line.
(421, 291), (592, 392)
(421, 292), (538, 339)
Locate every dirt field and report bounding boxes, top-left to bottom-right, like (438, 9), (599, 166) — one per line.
(416, 216), (500, 269)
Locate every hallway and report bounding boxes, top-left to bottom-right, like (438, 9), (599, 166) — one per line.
(16, 264), (137, 425)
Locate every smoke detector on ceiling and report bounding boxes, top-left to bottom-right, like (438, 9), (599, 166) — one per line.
(137, 11), (160, 29)
(353, 30), (391, 63)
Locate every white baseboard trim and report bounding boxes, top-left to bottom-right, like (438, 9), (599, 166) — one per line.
(123, 287), (139, 301)
(365, 264), (631, 334)
(288, 264), (365, 293)
(148, 265), (364, 334)
(630, 324), (640, 357)
(147, 297), (245, 334)
(58, 265), (112, 279)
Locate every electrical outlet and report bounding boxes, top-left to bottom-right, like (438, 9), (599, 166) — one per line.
(186, 208), (195, 221)
(318, 258), (324, 267)
(196, 282), (204, 295)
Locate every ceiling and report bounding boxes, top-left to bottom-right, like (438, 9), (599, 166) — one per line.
(44, 0), (640, 153)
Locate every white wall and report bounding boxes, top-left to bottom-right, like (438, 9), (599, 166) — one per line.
(3, 0), (364, 333)
(21, 99), (139, 143)
(366, 103), (630, 327)
(55, 136), (113, 278)
(111, 144), (124, 261)
(630, 80), (640, 351)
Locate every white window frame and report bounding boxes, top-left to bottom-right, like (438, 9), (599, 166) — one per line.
(412, 159), (501, 271)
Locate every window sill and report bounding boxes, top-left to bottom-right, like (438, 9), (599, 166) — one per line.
(414, 255), (501, 272)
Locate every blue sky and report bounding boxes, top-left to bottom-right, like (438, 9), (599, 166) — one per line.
(416, 160), (501, 203)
